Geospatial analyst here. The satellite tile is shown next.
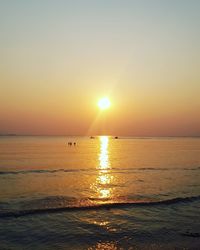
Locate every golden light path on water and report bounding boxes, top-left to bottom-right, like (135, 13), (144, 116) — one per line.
(88, 136), (119, 246)
(99, 136), (109, 169)
(91, 136), (114, 201)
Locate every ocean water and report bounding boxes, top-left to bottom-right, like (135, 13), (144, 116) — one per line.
(0, 136), (200, 249)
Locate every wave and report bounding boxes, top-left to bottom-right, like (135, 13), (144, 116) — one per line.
(0, 169), (79, 175)
(0, 195), (200, 219)
(0, 166), (200, 175)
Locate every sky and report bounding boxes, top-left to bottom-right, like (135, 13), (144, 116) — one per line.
(0, 0), (200, 136)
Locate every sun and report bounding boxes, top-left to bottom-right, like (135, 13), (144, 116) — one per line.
(98, 97), (111, 110)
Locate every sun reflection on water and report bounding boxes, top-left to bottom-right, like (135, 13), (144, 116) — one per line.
(88, 241), (119, 250)
(87, 136), (119, 234)
(99, 136), (110, 169)
(98, 174), (113, 185)
(90, 136), (114, 201)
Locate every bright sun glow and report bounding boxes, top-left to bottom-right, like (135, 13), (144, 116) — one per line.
(98, 97), (111, 110)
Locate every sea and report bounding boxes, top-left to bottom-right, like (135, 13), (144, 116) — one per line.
(0, 136), (200, 250)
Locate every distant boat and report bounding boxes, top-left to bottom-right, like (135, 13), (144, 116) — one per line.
(114, 136), (118, 139)
(90, 136), (95, 139)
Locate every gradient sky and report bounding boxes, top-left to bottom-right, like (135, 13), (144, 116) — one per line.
(0, 0), (200, 136)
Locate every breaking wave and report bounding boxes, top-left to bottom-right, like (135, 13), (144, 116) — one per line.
(0, 195), (200, 218)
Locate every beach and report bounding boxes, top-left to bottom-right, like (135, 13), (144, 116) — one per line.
(0, 136), (200, 249)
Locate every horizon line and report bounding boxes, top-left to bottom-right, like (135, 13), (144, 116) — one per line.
(0, 134), (200, 138)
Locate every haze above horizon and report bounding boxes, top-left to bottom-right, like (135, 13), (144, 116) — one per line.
(0, 0), (200, 136)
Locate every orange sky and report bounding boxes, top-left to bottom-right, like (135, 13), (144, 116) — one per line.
(0, 1), (200, 136)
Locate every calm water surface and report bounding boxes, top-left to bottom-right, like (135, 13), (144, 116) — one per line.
(0, 136), (200, 249)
